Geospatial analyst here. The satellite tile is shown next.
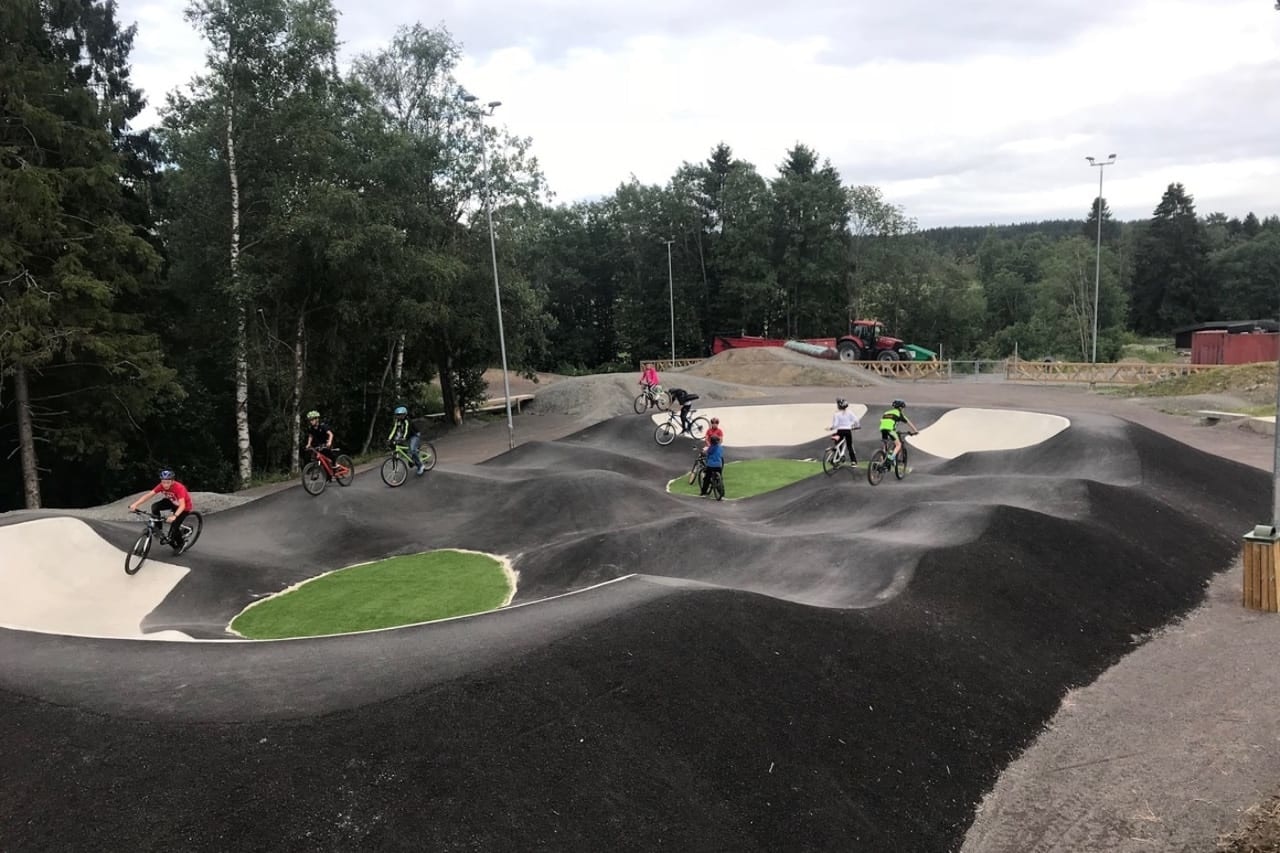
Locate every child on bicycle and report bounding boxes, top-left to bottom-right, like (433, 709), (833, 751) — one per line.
(387, 405), (425, 475)
(878, 399), (919, 462)
(666, 387), (699, 434)
(827, 398), (861, 465)
(703, 416), (723, 453)
(127, 469), (194, 550)
(304, 410), (337, 475)
(700, 433), (724, 497)
(639, 362), (661, 395)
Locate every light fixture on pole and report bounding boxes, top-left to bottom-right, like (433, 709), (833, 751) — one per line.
(664, 239), (675, 366)
(462, 92), (515, 450)
(1085, 153), (1116, 389)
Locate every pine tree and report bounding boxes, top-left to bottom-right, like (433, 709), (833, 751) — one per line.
(0, 0), (176, 509)
(1128, 183), (1214, 334)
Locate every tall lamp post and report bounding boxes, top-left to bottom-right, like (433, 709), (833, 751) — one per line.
(1085, 153), (1116, 389)
(462, 93), (515, 450)
(664, 239), (675, 366)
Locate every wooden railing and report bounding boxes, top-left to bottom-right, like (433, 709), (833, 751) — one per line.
(649, 358), (707, 371)
(1005, 360), (1227, 384)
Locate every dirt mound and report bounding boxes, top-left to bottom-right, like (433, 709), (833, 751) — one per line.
(680, 346), (885, 387)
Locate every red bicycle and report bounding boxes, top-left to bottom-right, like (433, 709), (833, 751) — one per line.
(302, 447), (355, 495)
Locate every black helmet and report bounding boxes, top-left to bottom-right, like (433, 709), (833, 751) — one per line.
(836, 398), (848, 410)
(892, 399), (906, 409)
(709, 434), (722, 444)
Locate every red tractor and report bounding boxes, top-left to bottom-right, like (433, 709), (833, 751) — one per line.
(835, 320), (910, 362)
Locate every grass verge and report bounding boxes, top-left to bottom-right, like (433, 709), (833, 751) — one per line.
(667, 458), (826, 499)
(230, 550), (511, 639)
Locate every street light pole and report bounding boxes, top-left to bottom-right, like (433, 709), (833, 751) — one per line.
(463, 94), (515, 450)
(1085, 153), (1116, 389)
(664, 239), (675, 365)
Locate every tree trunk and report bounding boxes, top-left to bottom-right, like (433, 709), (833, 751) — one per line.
(437, 353), (462, 426)
(393, 332), (405, 402)
(362, 338), (397, 454)
(14, 364), (41, 509)
(290, 308), (305, 475)
(227, 96), (252, 488)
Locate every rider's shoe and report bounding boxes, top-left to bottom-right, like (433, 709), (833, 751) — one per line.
(416, 463), (425, 475)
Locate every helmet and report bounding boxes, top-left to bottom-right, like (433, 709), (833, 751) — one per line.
(709, 417), (719, 425)
(836, 398), (848, 410)
(393, 405), (408, 416)
(159, 469), (175, 480)
(709, 434), (722, 444)
(892, 399), (906, 409)
(306, 410), (320, 419)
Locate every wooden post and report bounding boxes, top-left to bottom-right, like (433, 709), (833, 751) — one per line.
(1243, 526), (1280, 612)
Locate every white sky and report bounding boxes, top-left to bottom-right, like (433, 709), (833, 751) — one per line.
(120, 0), (1280, 227)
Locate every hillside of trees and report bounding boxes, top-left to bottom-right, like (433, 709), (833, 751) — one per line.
(4, 0), (1279, 510)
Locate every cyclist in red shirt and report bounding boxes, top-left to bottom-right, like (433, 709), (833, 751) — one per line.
(127, 469), (195, 550)
(702, 416), (724, 453)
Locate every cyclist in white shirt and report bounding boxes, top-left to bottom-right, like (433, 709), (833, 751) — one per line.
(827, 398), (861, 465)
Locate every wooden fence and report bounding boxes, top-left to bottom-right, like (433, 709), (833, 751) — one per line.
(649, 354), (1235, 385)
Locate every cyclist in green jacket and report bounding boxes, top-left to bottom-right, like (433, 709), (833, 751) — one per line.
(878, 399), (919, 462)
(388, 405), (425, 475)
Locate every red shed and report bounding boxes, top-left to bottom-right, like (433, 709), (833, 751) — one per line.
(1191, 330), (1280, 365)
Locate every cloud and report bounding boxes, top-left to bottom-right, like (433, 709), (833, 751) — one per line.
(115, 0), (1280, 226)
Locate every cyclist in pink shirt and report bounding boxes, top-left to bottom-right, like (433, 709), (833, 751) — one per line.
(639, 362), (661, 393)
(127, 469), (195, 550)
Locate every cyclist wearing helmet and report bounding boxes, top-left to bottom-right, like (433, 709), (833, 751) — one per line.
(127, 469), (194, 550)
(387, 405), (425, 475)
(639, 362), (661, 394)
(702, 416), (724, 453)
(700, 432), (725, 497)
(665, 387), (700, 434)
(827, 398), (862, 465)
(304, 410), (337, 472)
(878, 399), (918, 462)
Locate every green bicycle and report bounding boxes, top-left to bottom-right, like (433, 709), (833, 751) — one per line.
(380, 440), (438, 487)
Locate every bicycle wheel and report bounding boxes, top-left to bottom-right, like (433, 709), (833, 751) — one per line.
(894, 446), (908, 480)
(174, 512), (203, 554)
(867, 451), (886, 486)
(654, 391), (670, 409)
(381, 456), (408, 487)
(688, 417), (710, 440)
(633, 394), (649, 415)
(655, 422), (677, 446)
(302, 461), (327, 495)
(125, 531), (151, 575)
(712, 473), (724, 501)
(335, 455), (355, 486)
(688, 459), (704, 485)
(822, 446), (838, 476)
(420, 442), (437, 471)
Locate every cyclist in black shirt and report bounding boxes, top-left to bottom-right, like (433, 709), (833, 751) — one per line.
(665, 388), (700, 434)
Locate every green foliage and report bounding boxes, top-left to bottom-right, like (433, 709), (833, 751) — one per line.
(1130, 183), (1214, 334)
(667, 459), (825, 499)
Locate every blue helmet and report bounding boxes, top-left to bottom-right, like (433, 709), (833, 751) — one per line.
(393, 405), (408, 415)
(159, 469), (175, 479)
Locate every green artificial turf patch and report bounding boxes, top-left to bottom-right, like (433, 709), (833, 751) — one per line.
(230, 550), (511, 639)
(667, 458), (828, 499)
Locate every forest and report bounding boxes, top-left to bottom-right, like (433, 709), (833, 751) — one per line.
(4, 0), (1280, 510)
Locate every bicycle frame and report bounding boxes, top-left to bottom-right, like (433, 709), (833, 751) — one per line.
(311, 448), (348, 478)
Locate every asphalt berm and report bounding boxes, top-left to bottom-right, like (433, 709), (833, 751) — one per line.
(0, 372), (1273, 852)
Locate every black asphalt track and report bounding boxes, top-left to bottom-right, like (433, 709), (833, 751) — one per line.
(0, 405), (1268, 852)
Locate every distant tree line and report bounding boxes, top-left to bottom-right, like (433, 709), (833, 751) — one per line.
(4, 0), (1279, 510)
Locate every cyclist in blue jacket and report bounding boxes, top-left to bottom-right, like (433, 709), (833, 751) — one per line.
(700, 433), (724, 497)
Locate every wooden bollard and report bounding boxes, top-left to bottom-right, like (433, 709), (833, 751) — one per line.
(1243, 525), (1280, 612)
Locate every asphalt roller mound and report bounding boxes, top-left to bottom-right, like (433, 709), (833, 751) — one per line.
(0, 407), (1267, 851)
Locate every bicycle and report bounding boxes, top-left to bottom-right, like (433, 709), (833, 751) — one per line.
(380, 440), (438, 487)
(688, 450), (707, 484)
(822, 432), (860, 477)
(702, 467), (725, 501)
(655, 408), (710, 446)
(125, 509), (204, 575)
(867, 432), (916, 486)
(634, 385), (670, 414)
(302, 446), (355, 495)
